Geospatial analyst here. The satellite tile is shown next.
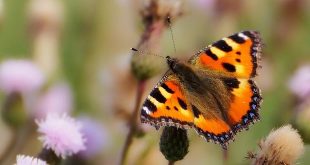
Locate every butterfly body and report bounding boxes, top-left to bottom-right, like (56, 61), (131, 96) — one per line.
(167, 56), (234, 124)
(141, 31), (262, 149)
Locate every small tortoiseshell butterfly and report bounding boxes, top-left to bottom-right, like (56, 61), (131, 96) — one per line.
(140, 31), (262, 149)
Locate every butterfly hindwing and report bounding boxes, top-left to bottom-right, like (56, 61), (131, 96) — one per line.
(222, 78), (262, 132)
(191, 104), (234, 148)
(189, 31), (262, 78)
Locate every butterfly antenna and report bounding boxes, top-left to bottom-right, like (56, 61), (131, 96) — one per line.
(131, 48), (165, 59)
(167, 16), (176, 54)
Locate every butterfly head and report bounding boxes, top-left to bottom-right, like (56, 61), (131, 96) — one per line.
(166, 56), (178, 71)
(166, 56), (190, 77)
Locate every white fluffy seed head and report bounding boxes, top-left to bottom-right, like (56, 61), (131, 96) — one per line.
(15, 155), (47, 165)
(252, 125), (304, 165)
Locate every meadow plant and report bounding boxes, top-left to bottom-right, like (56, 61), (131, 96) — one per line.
(15, 155), (47, 165)
(36, 113), (86, 159)
(120, 0), (183, 164)
(249, 125), (304, 165)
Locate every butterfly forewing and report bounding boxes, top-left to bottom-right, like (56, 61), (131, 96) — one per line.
(141, 73), (194, 129)
(141, 74), (238, 148)
(189, 31), (262, 78)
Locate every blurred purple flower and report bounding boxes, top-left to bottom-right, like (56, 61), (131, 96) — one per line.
(15, 155), (47, 165)
(196, 0), (215, 7)
(192, 0), (215, 11)
(288, 65), (310, 99)
(34, 82), (73, 119)
(0, 60), (45, 94)
(36, 113), (86, 158)
(78, 117), (109, 159)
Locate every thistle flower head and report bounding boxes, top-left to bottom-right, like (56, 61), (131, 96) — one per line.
(28, 0), (64, 31)
(141, 0), (183, 22)
(160, 126), (189, 162)
(288, 65), (310, 100)
(34, 83), (73, 119)
(131, 0), (183, 81)
(15, 155), (47, 165)
(131, 54), (163, 81)
(0, 60), (45, 94)
(194, 0), (215, 9)
(251, 125), (304, 165)
(36, 113), (86, 158)
(78, 117), (109, 158)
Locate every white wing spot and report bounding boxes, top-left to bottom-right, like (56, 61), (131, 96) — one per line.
(238, 33), (249, 40)
(143, 106), (152, 115)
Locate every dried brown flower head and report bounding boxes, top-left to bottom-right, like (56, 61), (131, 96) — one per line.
(250, 125), (304, 165)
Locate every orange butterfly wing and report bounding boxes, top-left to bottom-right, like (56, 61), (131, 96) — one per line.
(222, 78), (262, 132)
(141, 74), (194, 129)
(191, 104), (234, 148)
(190, 31), (263, 132)
(141, 31), (263, 149)
(189, 31), (261, 78)
(141, 74), (234, 148)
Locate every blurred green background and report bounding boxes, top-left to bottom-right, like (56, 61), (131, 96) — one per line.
(0, 0), (310, 164)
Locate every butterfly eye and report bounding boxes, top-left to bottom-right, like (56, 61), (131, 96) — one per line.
(166, 56), (176, 70)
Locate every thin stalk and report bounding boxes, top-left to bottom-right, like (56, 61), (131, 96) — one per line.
(119, 80), (146, 165)
(223, 149), (229, 165)
(0, 121), (32, 164)
(0, 130), (17, 163)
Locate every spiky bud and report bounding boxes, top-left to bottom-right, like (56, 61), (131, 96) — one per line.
(131, 52), (163, 81)
(140, 0), (183, 25)
(159, 126), (189, 162)
(131, 0), (183, 81)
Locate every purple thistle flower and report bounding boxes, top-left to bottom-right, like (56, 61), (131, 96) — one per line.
(36, 113), (86, 158)
(288, 65), (310, 100)
(195, 0), (215, 8)
(0, 60), (45, 94)
(190, 0), (215, 13)
(34, 82), (73, 119)
(78, 117), (109, 158)
(15, 155), (47, 165)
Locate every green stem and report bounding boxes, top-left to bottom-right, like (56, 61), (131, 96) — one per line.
(223, 149), (229, 165)
(0, 121), (32, 164)
(0, 129), (17, 163)
(119, 80), (146, 165)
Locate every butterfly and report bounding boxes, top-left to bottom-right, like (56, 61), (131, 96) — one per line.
(140, 31), (262, 149)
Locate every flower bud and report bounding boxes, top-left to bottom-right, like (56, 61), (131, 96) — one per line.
(159, 126), (189, 162)
(131, 52), (163, 81)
